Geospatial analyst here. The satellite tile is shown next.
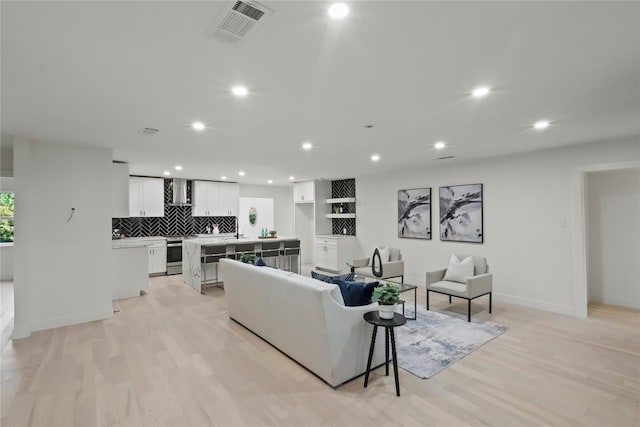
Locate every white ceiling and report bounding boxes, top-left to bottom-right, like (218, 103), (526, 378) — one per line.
(2, 1), (639, 184)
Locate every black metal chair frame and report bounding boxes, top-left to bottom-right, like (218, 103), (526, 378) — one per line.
(426, 289), (492, 322)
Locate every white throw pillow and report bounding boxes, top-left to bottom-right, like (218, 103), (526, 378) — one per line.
(443, 254), (474, 284)
(368, 246), (390, 266)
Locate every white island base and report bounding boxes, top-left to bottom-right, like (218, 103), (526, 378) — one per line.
(182, 236), (300, 293)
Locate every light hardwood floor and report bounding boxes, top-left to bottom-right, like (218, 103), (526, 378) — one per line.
(1, 276), (638, 426)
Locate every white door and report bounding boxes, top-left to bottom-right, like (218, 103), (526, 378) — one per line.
(129, 177), (143, 217)
(192, 180), (210, 216)
(219, 182), (239, 216)
(142, 178), (165, 217)
(153, 246), (167, 273)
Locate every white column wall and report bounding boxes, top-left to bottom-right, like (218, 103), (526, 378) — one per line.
(13, 138), (113, 338)
(355, 136), (640, 316)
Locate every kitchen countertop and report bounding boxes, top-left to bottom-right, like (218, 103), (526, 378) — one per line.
(183, 236), (297, 246)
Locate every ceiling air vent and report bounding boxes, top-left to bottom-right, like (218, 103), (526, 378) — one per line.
(437, 155), (455, 160)
(213, 1), (273, 43)
(141, 127), (159, 136)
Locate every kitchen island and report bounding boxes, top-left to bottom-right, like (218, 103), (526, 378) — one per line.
(182, 236), (300, 293)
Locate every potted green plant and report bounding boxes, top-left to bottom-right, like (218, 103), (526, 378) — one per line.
(269, 230), (277, 237)
(372, 282), (400, 319)
(240, 253), (257, 264)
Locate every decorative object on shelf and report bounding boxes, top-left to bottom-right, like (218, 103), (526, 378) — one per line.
(439, 184), (483, 243)
(240, 253), (257, 264)
(269, 230), (277, 237)
(249, 207), (257, 225)
(398, 188), (431, 239)
(372, 282), (401, 319)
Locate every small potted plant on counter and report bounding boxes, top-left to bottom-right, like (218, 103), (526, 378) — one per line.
(240, 253), (257, 264)
(269, 230), (277, 238)
(372, 282), (400, 319)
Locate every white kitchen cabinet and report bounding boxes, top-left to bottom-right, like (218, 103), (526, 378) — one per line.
(294, 181), (315, 203)
(129, 176), (165, 217)
(192, 180), (239, 217)
(314, 236), (358, 273)
(147, 240), (167, 275)
(111, 162), (129, 218)
(218, 182), (239, 216)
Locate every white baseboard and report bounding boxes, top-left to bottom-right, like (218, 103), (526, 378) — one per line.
(13, 307), (114, 339)
(11, 325), (32, 339)
(493, 293), (575, 316)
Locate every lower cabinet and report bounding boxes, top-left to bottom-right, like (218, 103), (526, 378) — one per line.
(315, 236), (358, 273)
(147, 241), (167, 275)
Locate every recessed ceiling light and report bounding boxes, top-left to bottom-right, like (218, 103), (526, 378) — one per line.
(328, 3), (349, 20)
(267, 179), (273, 184)
(472, 86), (491, 97)
(434, 141), (446, 150)
(238, 171), (245, 176)
(289, 176), (295, 181)
(371, 154), (380, 162)
(163, 171), (171, 176)
(232, 86), (248, 97)
(175, 165), (183, 171)
(302, 141), (313, 150)
(534, 120), (550, 130)
(221, 176), (227, 180)
(191, 121), (205, 131)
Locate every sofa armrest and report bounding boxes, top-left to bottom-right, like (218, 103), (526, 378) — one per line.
(350, 257), (370, 268)
(425, 268), (447, 286)
(466, 273), (493, 297)
(382, 260), (404, 279)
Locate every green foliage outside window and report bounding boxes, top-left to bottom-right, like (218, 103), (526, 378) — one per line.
(0, 192), (14, 242)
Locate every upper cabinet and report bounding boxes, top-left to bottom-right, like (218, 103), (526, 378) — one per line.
(129, 176), (165, 217)
(111, 162), (129, 218)
(192, 180), (239, 217)
(294, 181), (315, 203)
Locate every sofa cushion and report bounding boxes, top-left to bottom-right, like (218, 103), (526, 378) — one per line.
(429, 280), (468, 297)
(444, 254), (474, 283)
(454, 254), (488, 275)
(333, 279), (379, 306)
(368, 246), (390, 266)
(311, 271), (355, 284)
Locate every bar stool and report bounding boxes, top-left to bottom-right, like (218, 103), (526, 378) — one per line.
(201, 244), (227, 293)
(280, 239), (301, 273)
(260, 241), (280, 268)
(234, 243), (258, 261)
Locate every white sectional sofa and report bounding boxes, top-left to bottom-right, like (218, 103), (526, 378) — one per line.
(219, 258), (386, 388)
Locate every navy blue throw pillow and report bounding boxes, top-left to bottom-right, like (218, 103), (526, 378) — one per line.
(255, 257), (267, 267)
(334, 279), (379, 307)
(311, 271), (355, 283)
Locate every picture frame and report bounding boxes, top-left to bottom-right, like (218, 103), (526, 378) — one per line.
(398, 188), (431, 239)
(439, 184), (484, 243)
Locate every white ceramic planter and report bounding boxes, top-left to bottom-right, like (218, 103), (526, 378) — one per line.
(378, 303), (397, 319)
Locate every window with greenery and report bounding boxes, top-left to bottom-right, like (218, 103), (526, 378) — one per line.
(0, 192), (14, 243)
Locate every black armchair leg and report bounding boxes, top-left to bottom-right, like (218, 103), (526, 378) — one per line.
(468, 299), (471, 322)
(489, 292), (492, 313)
(426, 290), (430, 310)
(448, 295), (452, 304)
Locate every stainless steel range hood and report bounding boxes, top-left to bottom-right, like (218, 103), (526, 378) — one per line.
(168, 178), (191, 206)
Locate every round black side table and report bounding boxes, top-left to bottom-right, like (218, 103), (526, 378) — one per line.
(363, 311), (407, 396)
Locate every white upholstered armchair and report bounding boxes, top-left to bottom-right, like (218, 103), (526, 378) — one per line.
(349, 247), (404, 282)
(425, 255), (492, 322)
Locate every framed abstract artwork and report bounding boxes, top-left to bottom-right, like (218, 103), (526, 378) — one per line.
(398, 188), (431, 239)
(439, 184), (483, 243)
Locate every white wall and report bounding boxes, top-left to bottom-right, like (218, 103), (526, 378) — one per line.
(356, 136), (640, 316)
(239, 197), (274, 239)
(13, 138), (113, 338)
(586, 168), (640, 309)
(239, 184), (293, 237)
